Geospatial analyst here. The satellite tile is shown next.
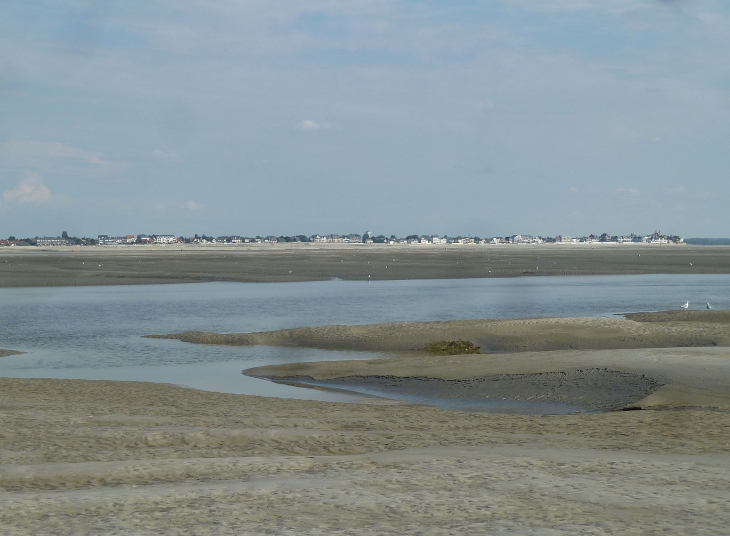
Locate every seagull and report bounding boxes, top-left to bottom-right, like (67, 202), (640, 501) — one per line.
(707, 303), (712, 310)
(680, 301), (689, 310)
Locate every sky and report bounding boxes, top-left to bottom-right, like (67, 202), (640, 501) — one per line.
(1, 0), (729, 238)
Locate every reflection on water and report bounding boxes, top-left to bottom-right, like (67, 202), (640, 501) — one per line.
(0, 274), (728, 400)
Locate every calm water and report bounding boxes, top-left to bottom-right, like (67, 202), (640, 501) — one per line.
(0, 274), (728, 402)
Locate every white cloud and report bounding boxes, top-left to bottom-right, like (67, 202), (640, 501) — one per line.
(3, 172), (52, 204)
(295, 120), (325, 132)
(149, 149), (179, 161)
(185, 200), (206, 210)
(617, 187), (640, 196)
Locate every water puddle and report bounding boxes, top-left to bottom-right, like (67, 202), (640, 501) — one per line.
(261, 369), (662, 414)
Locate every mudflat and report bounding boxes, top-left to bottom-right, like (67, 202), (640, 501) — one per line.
(1, 378), (729, 534)
(0, 244), (728, 287)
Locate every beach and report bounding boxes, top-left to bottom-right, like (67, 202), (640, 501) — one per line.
(1, 244), (729, 287)
(1, 378), (729, 534)
(2, 250), (730, 532)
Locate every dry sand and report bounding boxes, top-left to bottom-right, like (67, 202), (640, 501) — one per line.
(1, 378), (729, 534)
(1, 243), (729, 287)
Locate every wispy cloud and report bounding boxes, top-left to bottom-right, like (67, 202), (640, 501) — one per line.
(295, 120), (327, 132)
(617, 187), (640, 196)
(1, 141), (111, 168)
(185, 200), (206, 210)
(3, 172), (52, 204)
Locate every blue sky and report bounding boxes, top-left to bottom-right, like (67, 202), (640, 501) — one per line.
(1, 0), (729, 238)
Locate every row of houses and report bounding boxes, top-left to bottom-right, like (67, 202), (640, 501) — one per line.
(25, 231), (685, 247)
(552, 232), (683, 244)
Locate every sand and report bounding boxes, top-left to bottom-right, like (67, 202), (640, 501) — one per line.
(1, 378), (729, 534)
(149, 311), (730, 352)
(1, 243), (729, 287)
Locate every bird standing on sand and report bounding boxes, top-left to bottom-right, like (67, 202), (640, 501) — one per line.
(707, 303), (712, 309)
(680, 301), (689, 310)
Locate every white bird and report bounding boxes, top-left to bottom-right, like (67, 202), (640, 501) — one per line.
(707, 303), (712, 310)
(680, 301), (689, 310)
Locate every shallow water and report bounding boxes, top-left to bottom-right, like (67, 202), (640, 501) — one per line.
(0, 274), (728, 402)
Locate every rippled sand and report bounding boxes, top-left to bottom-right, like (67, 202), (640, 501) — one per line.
(1, 378), (729, 534)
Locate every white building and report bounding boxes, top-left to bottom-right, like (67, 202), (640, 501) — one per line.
(154, 235), (178, 244)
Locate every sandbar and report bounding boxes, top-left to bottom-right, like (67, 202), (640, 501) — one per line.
(149, 311), (730, 353)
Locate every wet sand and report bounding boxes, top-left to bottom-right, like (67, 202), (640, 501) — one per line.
(0, 243), (728, 287)
(1, 378), (729, 534)
(267, 369), (663, 413)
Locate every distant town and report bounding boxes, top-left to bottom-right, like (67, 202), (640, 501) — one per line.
(0, 231), (686, 247)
